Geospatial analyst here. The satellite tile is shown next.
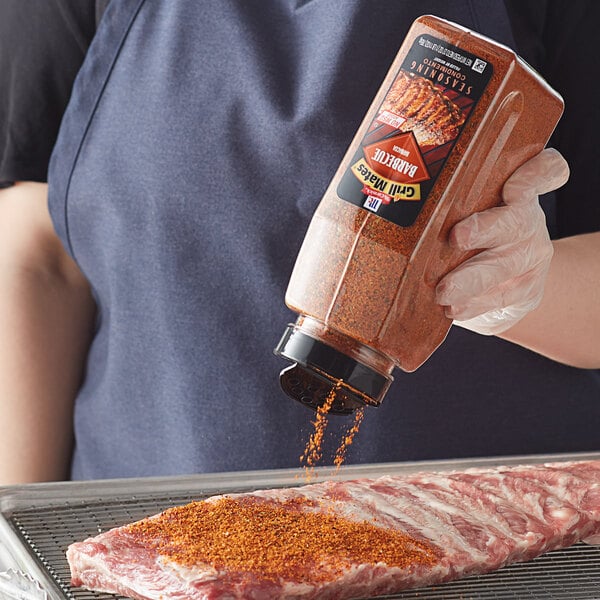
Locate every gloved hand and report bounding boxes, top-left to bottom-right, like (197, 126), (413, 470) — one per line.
(435, 148), (570, 335)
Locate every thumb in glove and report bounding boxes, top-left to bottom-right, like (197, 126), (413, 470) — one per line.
(435, 148), (570, 336)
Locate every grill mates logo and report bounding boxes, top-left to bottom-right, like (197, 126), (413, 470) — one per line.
(351, 132), (428, 203)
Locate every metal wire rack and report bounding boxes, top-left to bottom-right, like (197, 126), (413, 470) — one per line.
(1, 455), (599, 599)
(5, 490), (600, 600)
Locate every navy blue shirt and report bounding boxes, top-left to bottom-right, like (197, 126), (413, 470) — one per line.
(40, 0), (600, 479)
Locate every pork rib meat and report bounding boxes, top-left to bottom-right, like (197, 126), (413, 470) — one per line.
(67, 460), (600, 599)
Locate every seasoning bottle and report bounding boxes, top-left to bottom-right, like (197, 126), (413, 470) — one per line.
(274, 15), (564, 414)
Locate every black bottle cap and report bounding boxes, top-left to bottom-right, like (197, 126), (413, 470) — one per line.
(274, 325), (392, 415)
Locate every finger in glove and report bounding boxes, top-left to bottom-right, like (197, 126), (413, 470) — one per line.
(441, 263), (548, 322)
(436, 236), (553, 307)
(502, 147), (570, 205)
(449, 201), (548, 251)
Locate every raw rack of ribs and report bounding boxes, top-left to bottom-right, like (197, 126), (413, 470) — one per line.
(67, 460), (600, 600)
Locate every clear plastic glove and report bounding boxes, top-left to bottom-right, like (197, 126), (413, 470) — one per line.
(435, 148), (570, 335)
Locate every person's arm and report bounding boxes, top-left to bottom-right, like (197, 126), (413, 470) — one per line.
(497, 0), (600, 369)
(0, 182), (96, 484)
(499, 232), (600, 369)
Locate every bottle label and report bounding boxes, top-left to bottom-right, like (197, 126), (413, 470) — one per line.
(337, 33), (493, 227)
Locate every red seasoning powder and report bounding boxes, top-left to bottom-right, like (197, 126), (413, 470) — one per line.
(334, 407), (365, 469)
(300, 385), (365, 476)
(300, 385), (338, 472)
(284, 15), (564, 381)
(125, 496), (438, 584)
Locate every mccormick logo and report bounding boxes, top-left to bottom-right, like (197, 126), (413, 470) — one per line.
(364, 196), (382, 212)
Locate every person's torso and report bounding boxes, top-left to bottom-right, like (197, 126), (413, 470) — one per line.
(48, 0), (600, 480)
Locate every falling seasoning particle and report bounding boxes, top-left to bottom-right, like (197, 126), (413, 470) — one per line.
(333, 407), (365, 469)
(300, 382), (367, 480)
(300, 384), (339, 480)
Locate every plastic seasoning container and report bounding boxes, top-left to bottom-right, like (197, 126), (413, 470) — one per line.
(274, 15), (564, 415)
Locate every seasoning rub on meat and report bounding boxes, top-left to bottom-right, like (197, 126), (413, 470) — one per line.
(67, 460), (600, 600)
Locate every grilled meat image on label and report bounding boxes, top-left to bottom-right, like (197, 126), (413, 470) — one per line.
(379, 71), (466, 148)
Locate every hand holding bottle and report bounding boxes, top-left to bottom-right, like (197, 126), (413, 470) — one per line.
(436, 148), (570, 335)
